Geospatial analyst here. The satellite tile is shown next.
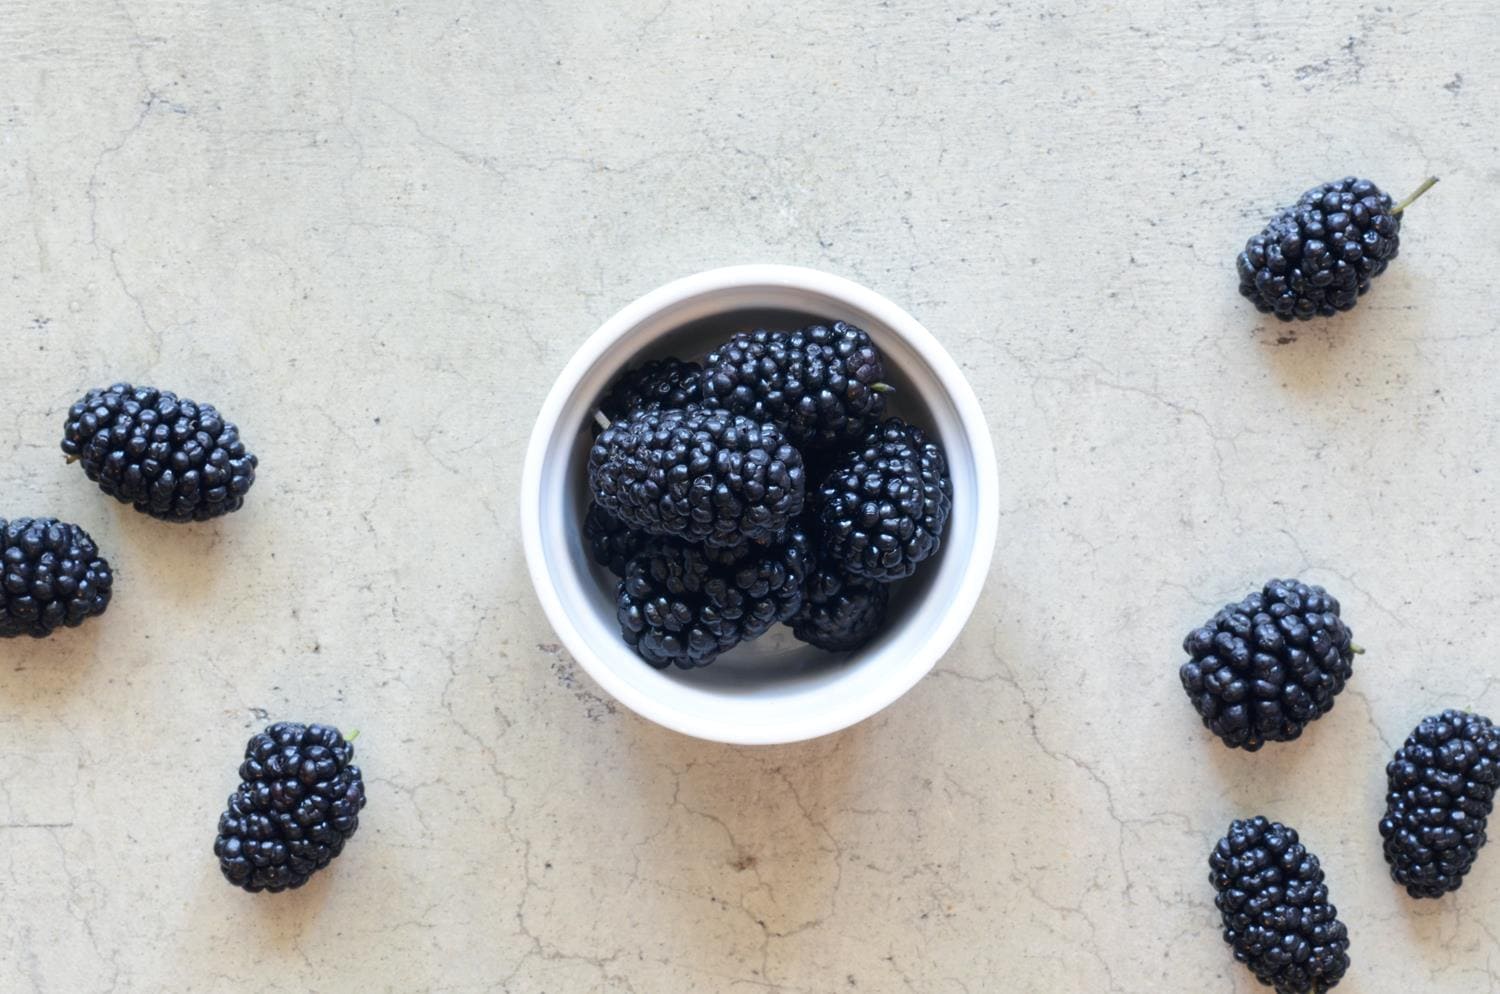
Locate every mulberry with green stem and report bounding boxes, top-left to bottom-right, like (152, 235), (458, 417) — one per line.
(213, 722), (366, 893)
(1237, 175), (1437, 321)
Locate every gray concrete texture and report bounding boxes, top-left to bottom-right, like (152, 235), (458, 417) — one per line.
(1, 1), (1497, 991)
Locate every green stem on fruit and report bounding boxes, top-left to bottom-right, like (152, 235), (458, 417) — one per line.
(1392, 176), (1439, 215)
(593, 410), (612, 432)
(871, 382), (895, 394)
(64, 455), (79, 465)
(344, 728), (361, 743)
(1351, 644), (1367, 656)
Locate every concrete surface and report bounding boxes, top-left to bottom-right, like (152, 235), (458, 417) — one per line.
(2, 2), (1498, 991)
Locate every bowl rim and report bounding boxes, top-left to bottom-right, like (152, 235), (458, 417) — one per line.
(520, 264), (998, 744)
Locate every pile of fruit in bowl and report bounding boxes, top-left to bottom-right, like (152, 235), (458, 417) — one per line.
(583, 321), (953, 671)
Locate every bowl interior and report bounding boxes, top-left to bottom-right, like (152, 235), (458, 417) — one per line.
(532, 279), (989, 740)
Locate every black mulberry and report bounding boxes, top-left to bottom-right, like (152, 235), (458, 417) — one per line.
(791, 557), (889, 652)
(214, 722), (366, 893)
(816, 418), (952, 582)
(1179, 579), (1355, 751)
(0, 517), (112, 638)
(63, 383), (258, 522)
(596, 357), (702, 430)
(1380, 709), (1500, 898)
(1209, 817), (1350, 994)
(617, 530), (809, 669)
(589, 407), (805, 550)
(701, 323), (889, 449)
(1237, 176), (1436, 321)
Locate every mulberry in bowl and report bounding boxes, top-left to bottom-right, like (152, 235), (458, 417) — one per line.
(521, 265), (997, 744)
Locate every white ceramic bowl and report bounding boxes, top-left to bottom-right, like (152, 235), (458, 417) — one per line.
(521, 265), (997, 745)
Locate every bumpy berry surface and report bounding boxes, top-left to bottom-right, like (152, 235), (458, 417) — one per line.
(0, 518), (113, 638)
(816, 418), (952, 582)
(589, 407), (805, 550)
(596, 357), (702, 430)
(1209, 817), (1350, 994)
(214, 722), (366, 893)
(701, 323), (887, 449)
(1180, 579), (1354, 751)
(584, 501), (647, 577)
(617, 530), (808, 669)
(791, 557), (889, 652)
(62, 383), (258, 522)
(1380, 709), (1500, 898)
(1237, 177), (1400, 321)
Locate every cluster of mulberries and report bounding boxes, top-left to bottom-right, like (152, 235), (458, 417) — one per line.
(10, 380), (361, 896)
(1195, 169), (1492, 994)
(585, 322), (953, 669)
(1178, 577), (1500, 991)
(0, 383), (260, 644)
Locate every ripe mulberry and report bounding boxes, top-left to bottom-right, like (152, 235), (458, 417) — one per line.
(589, 407), (805, 550)
(701, 323), (889, 449)
(617, 531), (808, 668)
(63, 383), (257, 522)
(816, 418), (951, 582)
(213, 722), (366, 893)
(1237, 176), (1436, 321)
(0, 517), (112, 638)
(1180, 579), (1355, 750)
(1380, 709), (1500, 898)
(1209, 817), (1350, 994)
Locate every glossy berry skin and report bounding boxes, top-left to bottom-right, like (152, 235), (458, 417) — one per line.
(589, 407), (805, 550)
(1180, 579), (1354, 751)
(0, 518), (113, 638)
(1380, 710), (1500, 898)
(1237, 177), (1400, 321)
(791, 558), (889, 652)
(1209, 817), (1350, 994)
(617, 530), (808, 669)
(584, 502), (648, 577)
(816, 419), (952, 582)
(595, 357), (702, 431)
(63, 383), (258, 522)
(214, 722), (366, 893)
(701, 322), (887, 449)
